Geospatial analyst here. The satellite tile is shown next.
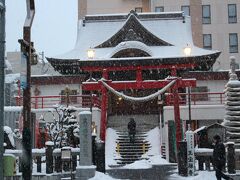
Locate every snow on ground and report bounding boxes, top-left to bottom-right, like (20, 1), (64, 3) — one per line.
(148, 155), (169, 165)
(122, 159), (152, 169)
(89, 171), (119, 180)
(170, 170), (216, 180)
(105, 128), (119, 168)
(90, 170), (216, 179)
(145, 127), (161, 157)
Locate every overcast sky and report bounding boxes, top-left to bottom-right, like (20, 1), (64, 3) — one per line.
(6, 0), (78, 57)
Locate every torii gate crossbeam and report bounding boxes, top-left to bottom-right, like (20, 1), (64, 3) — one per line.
(83, 76), (196, 147)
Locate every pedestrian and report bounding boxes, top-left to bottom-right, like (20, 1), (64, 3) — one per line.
(212, 135), (233, 180)
(128, 118), (136, 143)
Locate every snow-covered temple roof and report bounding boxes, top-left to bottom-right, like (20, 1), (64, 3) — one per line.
(47, 11), (220, 74)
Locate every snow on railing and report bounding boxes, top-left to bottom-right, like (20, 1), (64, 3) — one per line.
(166, 92), (225, 106)
(15, 92), (225, 109)
(15, 94), (101, 109)
(5, 148), (80, 174)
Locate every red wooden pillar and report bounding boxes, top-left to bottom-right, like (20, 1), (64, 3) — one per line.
(173, 82), (182, 147)
(100, 69), (108, 141)
(136, 66), (142, 81)
(136, 66), (142, 88)
(171, 67), (182, 147)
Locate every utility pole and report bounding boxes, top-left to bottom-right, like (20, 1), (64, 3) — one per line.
(0, 0), (5, 179)
(19, 0), (35, 179)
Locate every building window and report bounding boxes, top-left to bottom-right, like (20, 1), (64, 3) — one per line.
(155, 6), (164, 12)
(202, 5), (211, 24)
(135, 7), (142, 13)
(229, 33), (238, 53)
(181, 6), (190, 16)
(191, 86), (208, 101)
(203, 34), (212, 50)
(228, 4), (237, 23)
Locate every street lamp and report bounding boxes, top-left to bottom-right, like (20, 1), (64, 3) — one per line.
(87, 48), (95, 59)
(183, 44), (192, 129)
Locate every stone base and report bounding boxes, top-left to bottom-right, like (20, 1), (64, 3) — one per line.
(76, 165), (96, 180)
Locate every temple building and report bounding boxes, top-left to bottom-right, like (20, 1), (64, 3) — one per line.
(46, 11), (221, 163)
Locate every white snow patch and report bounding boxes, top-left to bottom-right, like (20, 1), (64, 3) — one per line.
(5, 73), (20, 83)
(105, 128), (119, 168)
(45, 141), (54, 146)
(89, 171), (119, 180)
(194, 126), (206, 134)
(4, 126), (15, 147)
(3, 154), (16, 158)
(79, 111), (92, 115)
(122, 159), (152, 169)
(145, 127), (161, 157)
(170, 170), (216, 180)
(195, 148), (213, 153)
(4, 106), (23, 112)
(149, 155), (169, 165)
(227, 80), (240, 85)
(32, 148), (45, 154)
(77, 165), (96, 169)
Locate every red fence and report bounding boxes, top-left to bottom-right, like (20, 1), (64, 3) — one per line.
(15, 92), (225, 109)
(166, 92), (225, 106)
(15, 94), (101, 109)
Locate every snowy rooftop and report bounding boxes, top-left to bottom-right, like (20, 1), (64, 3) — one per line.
(48, 11), (219, 62)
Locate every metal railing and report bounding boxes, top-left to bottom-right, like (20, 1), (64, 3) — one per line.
(5, 148), (80, 175)
(166, 92), (225, 106)
(14, 92), (225, 109)
(15, 94), (101, 109)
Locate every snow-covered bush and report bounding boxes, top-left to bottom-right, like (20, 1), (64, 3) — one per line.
(46, 105), (79, 148)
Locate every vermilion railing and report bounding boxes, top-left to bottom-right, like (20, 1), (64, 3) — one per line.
(15, 92), (225, 109)
(15, 94), (101, 109)
(166, 92), (225, 106)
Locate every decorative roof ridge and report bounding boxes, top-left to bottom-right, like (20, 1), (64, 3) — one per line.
(84, 11), (184, 23)
(94, 13), (173, 48)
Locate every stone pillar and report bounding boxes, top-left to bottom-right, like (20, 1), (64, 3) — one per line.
(45, 141), (54, 174)
(178, 141), (188, 176)
(76, 111), (96, 179)
(227, 142), (236, 174)
(186, 128), (195, 176)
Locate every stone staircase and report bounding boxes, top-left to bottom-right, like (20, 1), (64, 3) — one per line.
(114, 131), (150, 165)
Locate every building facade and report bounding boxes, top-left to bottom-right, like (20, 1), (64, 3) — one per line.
(78, 0), (240, 70)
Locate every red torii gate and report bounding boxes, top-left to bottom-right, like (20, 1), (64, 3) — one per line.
(82, 65), (196, 147)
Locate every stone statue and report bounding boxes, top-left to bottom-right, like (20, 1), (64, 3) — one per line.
(229, 56), (238, 80)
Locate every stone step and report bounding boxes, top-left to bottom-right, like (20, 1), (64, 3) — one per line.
(116, 131), (147, 135)
(117, 142), (150, 146)
(117, 152), (144, 155)
(117, 136), (146, 142)
(114, 157), (147, 161)
(116, 149), (145, 153)
(117, 140), (147, 144)
(118, 135), (147, 138)
(119, 155), (143, 158)
(115, 158), (149, 164)
(116, 146), (151, 150)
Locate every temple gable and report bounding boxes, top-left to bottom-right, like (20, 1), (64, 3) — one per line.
(95, 12), (173, 48)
